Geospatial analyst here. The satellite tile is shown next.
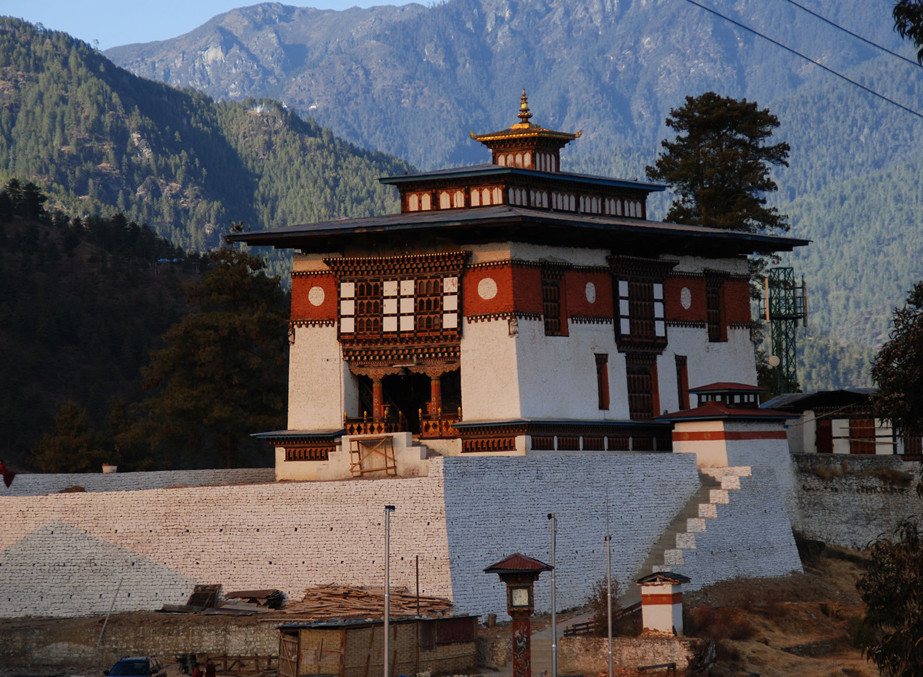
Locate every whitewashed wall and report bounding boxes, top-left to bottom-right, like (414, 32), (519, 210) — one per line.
(669, 467), (803, 589)
(0, 468), (274, 497)
(440, 454), (701, 618)
(288, 325), (352, 429)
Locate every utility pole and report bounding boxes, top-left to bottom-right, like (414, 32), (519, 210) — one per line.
(384, 505), (395, 677)
(548, 513), (557, 677)
(606, 534), (613, 677)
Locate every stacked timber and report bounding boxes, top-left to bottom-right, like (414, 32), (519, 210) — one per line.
(279, 585), (453, 619)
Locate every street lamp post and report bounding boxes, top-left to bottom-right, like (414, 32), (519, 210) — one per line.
(384, 505), (395, 677)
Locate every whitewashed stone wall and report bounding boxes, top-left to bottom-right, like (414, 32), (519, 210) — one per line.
(0, 467), (275, 497)
(669, 467), (803, 589)
(791, 454), (922, 549)
(440, 454), (701, 618)
(0, 470), (453, 618)
(1, 454), (815, 619)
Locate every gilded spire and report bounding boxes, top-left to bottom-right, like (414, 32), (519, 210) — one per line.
(518, 89), (533, 124)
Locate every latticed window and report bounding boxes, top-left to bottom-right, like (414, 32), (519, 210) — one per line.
(355, 281), (381, 337)
(617, 280), (664, 345)
(542, 268), (566, 336)
(706, 281), (725, 342)
(543, 278), (561, 335)
(416, 277), (444, 334)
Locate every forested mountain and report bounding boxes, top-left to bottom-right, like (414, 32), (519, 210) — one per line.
(0, 18), (409, 264)
(106, 0), (923, 389)
(0, 180), (205, 470)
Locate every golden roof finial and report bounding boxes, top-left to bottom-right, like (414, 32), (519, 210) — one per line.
(518, 89), (533, 124)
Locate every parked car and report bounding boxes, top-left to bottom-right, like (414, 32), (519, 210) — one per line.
(104, 657), (167, 677)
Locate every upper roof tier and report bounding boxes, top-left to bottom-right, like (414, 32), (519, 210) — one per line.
(470, 90), (580, 172)
(227, 93), (810, 258)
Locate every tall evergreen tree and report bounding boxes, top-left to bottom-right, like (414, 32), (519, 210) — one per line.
(132, 248), (289, 468)
(31, 401), (102, 473)
(872, 281), (923, 439)
(646, 92), (790, 234)
(894, 0), (923, 62)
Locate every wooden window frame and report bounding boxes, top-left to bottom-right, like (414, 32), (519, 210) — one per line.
(596, 353), (610, 410)
(675, 355), (689, 410)
(625, 354), (659, 421)
(542, 267), (568, 337)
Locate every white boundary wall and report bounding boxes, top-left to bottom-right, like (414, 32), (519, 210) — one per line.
(0, 468), (275, 497)
(0, 454), (807, 619)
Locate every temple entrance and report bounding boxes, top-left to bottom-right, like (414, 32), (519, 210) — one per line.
(356, 369), (462, 435)
(382, 372), (430, 433)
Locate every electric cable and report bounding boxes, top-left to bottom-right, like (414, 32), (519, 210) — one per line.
(779, 0), (923, 69)
(679, 0), (923, 122)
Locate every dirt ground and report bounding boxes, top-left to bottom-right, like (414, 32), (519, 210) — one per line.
(682, 545), (878, 677)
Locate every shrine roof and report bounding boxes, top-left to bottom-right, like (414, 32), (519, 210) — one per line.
(252, 429), (345, 441)
(760, 389), (876, 413)
(484, 554), (553, 574)
(227, 205), (809, 257)
(657, 402), (797, 422)
(689, 382), (766, 394)
(379, 163), (665, 193)
(636, 571), (691, 586)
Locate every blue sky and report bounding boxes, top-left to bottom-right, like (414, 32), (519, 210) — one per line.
(0, 0), (412, 51)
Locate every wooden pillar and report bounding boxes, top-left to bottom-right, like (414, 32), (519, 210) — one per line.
(511, 616), (532, 677)
(430, 374), (442, 417)
(373, 377), (384, 422)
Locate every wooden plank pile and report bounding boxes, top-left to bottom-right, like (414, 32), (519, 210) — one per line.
(279, 585), (453, 619)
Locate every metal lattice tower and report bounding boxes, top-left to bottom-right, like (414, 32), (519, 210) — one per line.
(764, 267), (807, 394)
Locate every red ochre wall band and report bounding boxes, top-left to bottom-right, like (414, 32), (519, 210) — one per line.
(291, 273), (338, 322)
(641, 593), (683, 605)
(290, 262), (751, 331)
(672, 430), (788, 441)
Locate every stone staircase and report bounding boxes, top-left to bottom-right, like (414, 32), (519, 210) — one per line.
(621, 466), (752, 605)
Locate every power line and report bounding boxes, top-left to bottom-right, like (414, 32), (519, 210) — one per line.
(679, 0), (923, 122)
(779, 0), (923, 69)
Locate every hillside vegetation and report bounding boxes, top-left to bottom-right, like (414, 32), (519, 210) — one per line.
(0, 18), (410, 265)
(0, 180), (204, 469)
(106, 0), (923, 387)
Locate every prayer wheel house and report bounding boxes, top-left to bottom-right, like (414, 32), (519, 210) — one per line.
(228, 93), (808, 481)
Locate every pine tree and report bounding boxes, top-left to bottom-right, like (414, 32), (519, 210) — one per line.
(31, 400), (103, 473)
(646, 92), (790, 234)
(873, 281), (923, 438)
(133, 247), (289, 468)
(894, 0), (923, 63)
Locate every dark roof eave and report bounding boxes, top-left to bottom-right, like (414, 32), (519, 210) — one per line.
(226, 208), (810, 255)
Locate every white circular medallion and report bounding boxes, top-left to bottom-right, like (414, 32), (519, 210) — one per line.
(585, 282), (597, 304)
(680, 287), (692, 310)
(478, 277), (498, 300)
(308, 286), (326, 307)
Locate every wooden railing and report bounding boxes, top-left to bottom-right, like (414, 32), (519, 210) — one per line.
(420, 415), (460, 439)
(344, 418), (402, 436)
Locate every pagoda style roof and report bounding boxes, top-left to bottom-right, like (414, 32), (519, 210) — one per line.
(227, 205), (809, 258)
(484, 554), (553, 574)
(380, 163), (664, 193)
(470, 90), (580, 148)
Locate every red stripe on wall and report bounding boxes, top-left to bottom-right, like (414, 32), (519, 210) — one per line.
(672, 430), (788, 442)
(641, 593), (683, 605)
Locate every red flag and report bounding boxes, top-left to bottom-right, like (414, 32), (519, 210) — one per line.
(0, 461), (14, 488)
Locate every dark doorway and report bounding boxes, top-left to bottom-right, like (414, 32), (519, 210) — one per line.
(382, 372), (431, 434)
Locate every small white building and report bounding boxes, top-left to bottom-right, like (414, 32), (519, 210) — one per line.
(763, 389), (923, 458)
(229, 94), (807, 481)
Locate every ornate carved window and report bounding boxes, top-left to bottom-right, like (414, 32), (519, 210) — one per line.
(611, 257), (674, 354)
(327, 252), (468, 347)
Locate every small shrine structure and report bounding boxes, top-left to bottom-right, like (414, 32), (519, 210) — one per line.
(229, 93), (808, 480)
